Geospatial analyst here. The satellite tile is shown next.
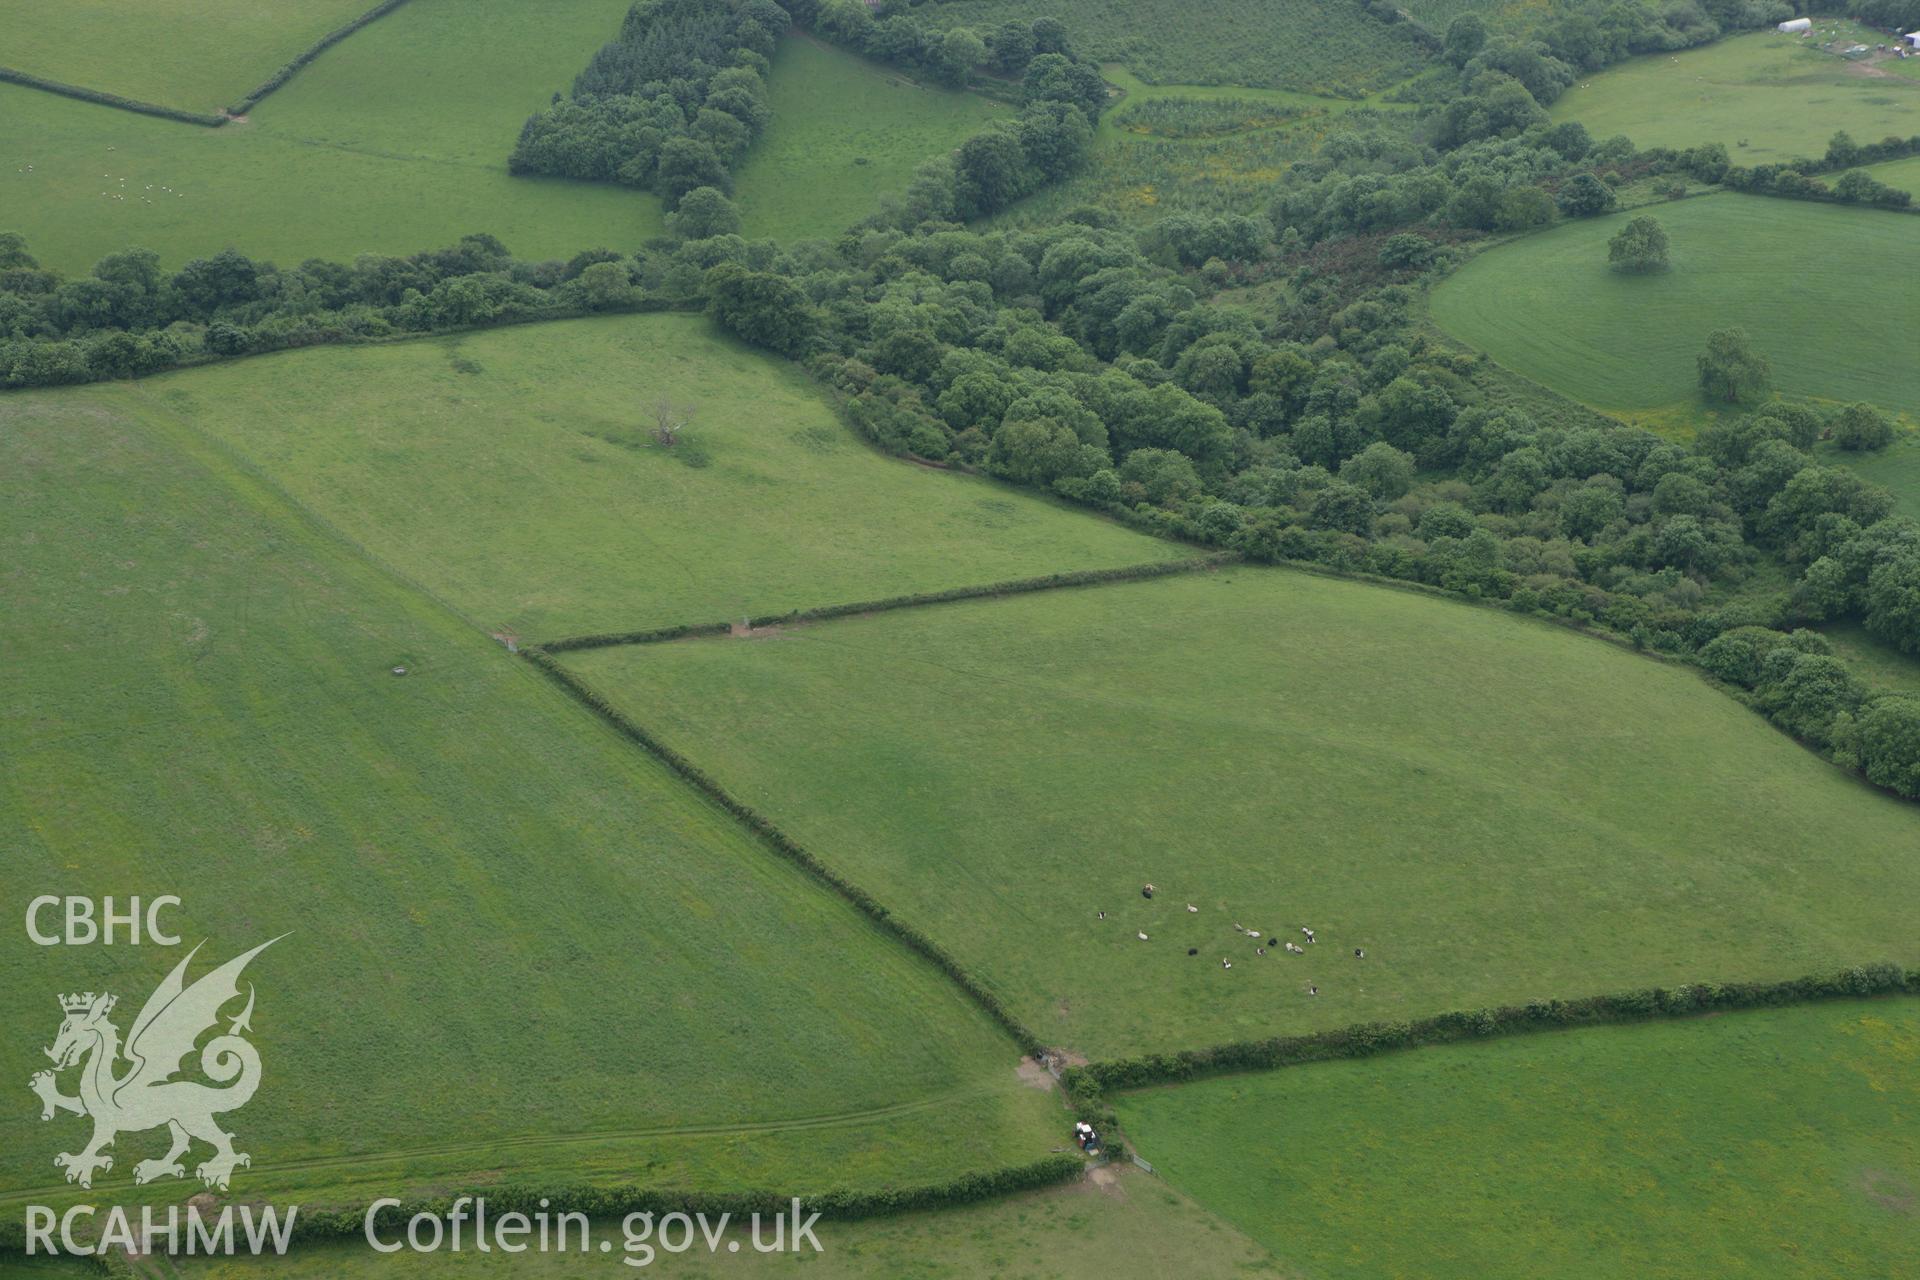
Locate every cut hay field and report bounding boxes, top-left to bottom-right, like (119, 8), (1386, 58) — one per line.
(735, 35), (1007, 240)
(1429, 194), (1920, 432)
(1550, 28), (1920, 165)
(158, 1165), (1280, 1277)
(921, 0), (1425, 96)
(1115, 998), (1920, 1279)
(0, 385), (1061, 1215)
(126, 313), (1177, 641)
(0, 0), (657, 275)
(0, 0), (372, 115)
(560, 568), (1920, 1060)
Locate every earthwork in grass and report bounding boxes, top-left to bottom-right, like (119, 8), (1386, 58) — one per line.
(0, 385), (1062, 1217)
(559, 567), (1920, 1060)
(115, 312), (1179, 641)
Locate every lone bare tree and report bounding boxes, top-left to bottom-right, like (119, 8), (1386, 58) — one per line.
(650, 394), (696, 447)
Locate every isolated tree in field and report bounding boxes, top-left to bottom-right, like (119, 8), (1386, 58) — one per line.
(649, 394), (696, 447)
(1607, 215), (1668, 273)
(1830, 401), (1896, 452)
(1697, 328), (1770, 404)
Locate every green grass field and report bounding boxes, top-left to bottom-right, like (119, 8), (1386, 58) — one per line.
(1430, 194), (1920, 433)
(559, 568), (1920, 1060)
(921, 0), (1425, 95)
(1830, 430), (1920, 519)
(1551, 29), (1920, 165)
(126, 313), (1176, 641)
(0, 0), (373, 114)
(1820, 620), (1920, 696)
(152, 1165), (1279, 1277)
(0, 0), (658, 275)
(1863, 152), (1920, 196)
(0, 384), (1062, 1215)
(1116, 998), (1920, 1279)
(735, 35), (1007, 240)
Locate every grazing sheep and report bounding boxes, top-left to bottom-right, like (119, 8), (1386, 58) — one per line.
(1137, 932), (1150, 941)
(1186, 904), (1198, 913)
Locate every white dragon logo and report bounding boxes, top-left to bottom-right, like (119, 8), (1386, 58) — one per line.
(28, 937), (282, 1191)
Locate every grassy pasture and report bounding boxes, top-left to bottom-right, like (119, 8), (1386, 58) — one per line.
(1820, 620), (1920, 696)
(1863, 152), (1920, 195)
(154, 1165), (1280, 1277)
(114, 313), (1178, 641)
(0, 0), (372, 114)
(0, 0), (658, 275)
(1830, 430), (1920, 518)
(735, 35), (1007, 240)
(920, 0), (1426, 95)
(0, 386), (1062, 1214)
(1429, 194), (1919, 433)
(1551, 28), (1920, 165)
(560, 568), (1920, 1060)
(1116, 999), (1920, 1279)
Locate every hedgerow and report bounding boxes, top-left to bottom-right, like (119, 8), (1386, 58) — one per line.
(521, 647), (1046, 1057)
(0, 65), (225, 127)
(540, 555), (1232, 651)
(0, 1157), (1085, 1258)
(283, 1154), (1085, 1243)
(1079, 962), (1918, 1092)
(227, 0), (416, 116)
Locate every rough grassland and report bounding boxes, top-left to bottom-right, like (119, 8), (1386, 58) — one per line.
(133, 313), (1177, 640)
(1430, 195), (1920, 432)
(0, 0), (658, 275)
(0, 390), (1059, 1214)
(993, 67), (1394, 225)
(921, 0), (1424, 95)
(1551, 29), (1920, 166)
(1820, 620), (1920, 696)
(735, 35), (1007, 240)
(1116, 999), (1920, 1279)
(0, 0), (371, 114)
(160, 1165), (1280, 1277)
(563, 568), (1920, 1060)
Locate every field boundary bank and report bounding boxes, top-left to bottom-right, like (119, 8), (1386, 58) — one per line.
(521, 646), (1048, 1057)
(0, 0), (413, 127)
(227, 0), (415, 117)
(1065, 965), (1918, 1116)
(0, 1154), (1086, 1261)
(538, 554), (1237, 652)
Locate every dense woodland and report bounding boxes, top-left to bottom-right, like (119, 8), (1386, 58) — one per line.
(2, 0), (1917, 798)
